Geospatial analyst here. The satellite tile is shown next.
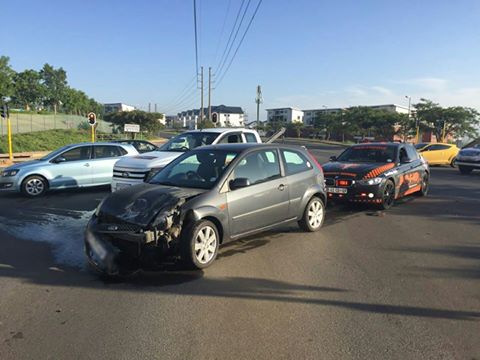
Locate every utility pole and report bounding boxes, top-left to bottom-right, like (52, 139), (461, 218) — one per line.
(208, 67), (212, 122)
(255, 85), (263, 129)
(200, 66), (204, 125)
(154, 103), (157, 112)
(148, 103), (151, 113)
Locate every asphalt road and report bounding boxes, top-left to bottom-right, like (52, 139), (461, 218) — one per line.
(0, 143), (479, 360)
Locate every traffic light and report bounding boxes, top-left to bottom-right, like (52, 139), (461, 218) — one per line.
(211, 112), (218, 124)
(1, 104), (9, 119)
(87, 112), (96, 126)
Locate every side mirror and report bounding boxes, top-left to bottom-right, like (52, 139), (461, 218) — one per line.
(53, 156), (66, 164)
(329, 156), (337, 161)
(229, 178), (250, 191)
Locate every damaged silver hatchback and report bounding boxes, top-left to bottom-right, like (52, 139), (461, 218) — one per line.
(85, 143), (326, 275)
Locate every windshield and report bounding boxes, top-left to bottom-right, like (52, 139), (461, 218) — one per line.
(40, 145), (73, 160)
(415, 143), (429, 149)
(150, 149), (239, 189)
(159, 132), (219, 152)
(337, 145), (396, 163)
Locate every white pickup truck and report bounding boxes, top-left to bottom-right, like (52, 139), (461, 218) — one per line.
(111, 128), (262, 192)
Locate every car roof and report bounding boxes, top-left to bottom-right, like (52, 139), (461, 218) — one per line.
(195, 143), (305, 152)
(351, 142), (402, 148)
(184, 128), (256, 134)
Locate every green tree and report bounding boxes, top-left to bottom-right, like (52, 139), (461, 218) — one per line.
(105, 110), (165, 134)
(12, 69), (44, 110)
(40, 63), (67, 114)
(414, 99), (480, 141)
(0, 56), (15, 99)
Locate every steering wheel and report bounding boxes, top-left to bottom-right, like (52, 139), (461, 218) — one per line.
(186, 171), (203, 181)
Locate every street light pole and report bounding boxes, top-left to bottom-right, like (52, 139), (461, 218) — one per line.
(405, 95), (412, 142)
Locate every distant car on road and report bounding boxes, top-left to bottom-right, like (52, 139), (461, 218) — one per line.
(85, 143), (326, 275)
(111, 128), (262, 192)
(323, 142), (429, 209)
(111, 139), (159, 154)
(0, 143), (138, 197)
(415, 142), (459, 167)
(456, 144), (480, 174)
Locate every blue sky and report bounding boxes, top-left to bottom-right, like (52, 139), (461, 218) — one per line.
(2, 0), (480, 120)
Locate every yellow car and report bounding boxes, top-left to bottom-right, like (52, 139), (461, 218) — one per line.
(415, 143), (459, 167)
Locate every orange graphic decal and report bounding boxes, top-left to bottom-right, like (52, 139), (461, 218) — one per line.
(363, 163), (395, 179)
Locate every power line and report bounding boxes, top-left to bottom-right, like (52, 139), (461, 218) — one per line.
(216, 0), (252, 79)
(193, 0), (199, 76)
(215, 0), (246, 72)
(213, 0), (232, 64)
(216, 0), (263, 88)
(162, 83), (199, 114)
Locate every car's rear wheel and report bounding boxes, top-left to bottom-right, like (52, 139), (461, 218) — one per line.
(377, 180), (395, 210)
(21, 175), (48, 197)
(459, 165), (473, 174)
(298, 196), (325, 232)
(181, 220), (219, 269)
(415, 173), (429, 197)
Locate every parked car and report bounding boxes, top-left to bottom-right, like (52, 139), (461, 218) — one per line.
(85, 143), (326, 275)
(111, 128), (262, 192)
(0, 143), (138, 197)
(415, 143), (459, 167)
(112, 139), (159, 154)
(323, 142), (429, 209)
(456, 144), (480, 174)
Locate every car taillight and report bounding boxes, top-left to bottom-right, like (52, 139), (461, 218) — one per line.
(336, 179), (351, 187)
(308, 151), (323, 173)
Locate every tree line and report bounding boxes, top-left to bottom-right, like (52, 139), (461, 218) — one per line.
(266, 99), (479, 142)
(0, 56), (103, 116)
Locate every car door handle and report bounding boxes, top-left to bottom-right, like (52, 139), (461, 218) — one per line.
(278, 184), (286, 191)
(84, 163), (90, 167)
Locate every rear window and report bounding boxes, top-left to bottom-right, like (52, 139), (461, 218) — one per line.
(244, 133), (258, 143)
(282, 150), (313, 175)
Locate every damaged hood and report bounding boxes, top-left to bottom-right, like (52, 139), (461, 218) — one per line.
(98, 184), (206, 227)
(322, 162), (394, 179)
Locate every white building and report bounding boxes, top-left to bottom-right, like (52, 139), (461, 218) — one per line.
(104, 103), (136, 113)
(302, 104), (411, 126)
(177, 105), (245, 129)
(266, 107), (304, 123)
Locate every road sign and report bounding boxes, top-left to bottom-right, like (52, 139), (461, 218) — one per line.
(124, 124), (140, 133)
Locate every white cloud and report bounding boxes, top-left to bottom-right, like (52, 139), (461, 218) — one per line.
(395, 77), (448, 92)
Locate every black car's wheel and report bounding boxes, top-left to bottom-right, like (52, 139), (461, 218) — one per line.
(415, 173), (429, 197)
(21, 175), (48, 197)
(181, 220), (219, 269)
(298, 196), (325, 232)
(450, 157), (456, 168)
(377, 180), (395, 210)
(459, 165), (473, 174)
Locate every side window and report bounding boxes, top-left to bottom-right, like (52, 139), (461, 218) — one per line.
(244, 133), (258, 143)
(281, 150), (313, 175)
(399, 147), (410, 162)
(232, 150), (281, 186)
(60, 146), (91, 162)
(94, 145), (121, 159)
(117, 146), (128, 155)
(429, 144), (450, 151)
(219, 133), (241, 144)
(136, 142), (156, 152)
(406, 145), (418, 160)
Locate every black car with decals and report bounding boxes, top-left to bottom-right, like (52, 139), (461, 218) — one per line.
(323, 142), (429, 209)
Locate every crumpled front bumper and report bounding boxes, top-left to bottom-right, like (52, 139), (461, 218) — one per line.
(84, 217), (122, 276)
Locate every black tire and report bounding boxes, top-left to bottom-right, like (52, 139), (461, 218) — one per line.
(450, 157), (456, 168)
(459, 166), (473, 174)
(298, 196), (325, 232)
(21, 175), (48, 197)
(181, 220), (219, 270)
(415, 173), (429, 197)
(377, 180), (395, 210)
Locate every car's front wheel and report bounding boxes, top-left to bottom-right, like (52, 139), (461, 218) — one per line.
(415, 173), (429, 197)
(378, 180), (395, 210)
(21, 175), (48, 197)
(181, 220), (219, 269)
(459, 165), (473, 174)
(298, 196), (325, 232)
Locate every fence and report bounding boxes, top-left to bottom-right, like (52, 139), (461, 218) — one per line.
(0, 113), (113, 135)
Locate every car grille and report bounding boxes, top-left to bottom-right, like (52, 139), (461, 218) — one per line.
(96, 223), (142, 233)
(113, 169), (149, 181)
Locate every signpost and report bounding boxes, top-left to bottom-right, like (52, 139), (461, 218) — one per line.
(124, 124), (140, 133)
(87, 112), (96, 143)
(1, 103), (13, 161)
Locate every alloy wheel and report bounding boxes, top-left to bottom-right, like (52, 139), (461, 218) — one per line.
(25, 178), (45, 196)
(194, 225), (217, 264)
(307, 199), (324, 229)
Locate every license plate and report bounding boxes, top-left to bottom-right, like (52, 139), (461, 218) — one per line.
(327, 187), (348, 194)
(116, 183), (131, 191)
